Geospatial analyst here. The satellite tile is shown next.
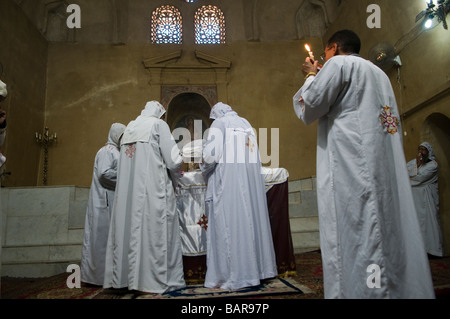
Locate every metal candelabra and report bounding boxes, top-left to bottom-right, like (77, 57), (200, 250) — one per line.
(35, 127), (57, 185)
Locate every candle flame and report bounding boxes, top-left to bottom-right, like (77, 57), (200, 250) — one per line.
(304, 44), (311, 52)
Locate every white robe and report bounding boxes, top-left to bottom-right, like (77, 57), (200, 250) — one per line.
(200, 106), (278, 290)
(81, 144), (120, 285)
(103, 118), (185, 293)
(407, 158), (443, 257)
(293, 55), (435, 298)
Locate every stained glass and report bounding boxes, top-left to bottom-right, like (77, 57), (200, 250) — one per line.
(151, 5), (182, 44)
(195, 5), (226, 44)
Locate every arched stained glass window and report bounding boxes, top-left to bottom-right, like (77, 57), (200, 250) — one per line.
(151, 5), (182, 44)
(194, 5), (226, 44)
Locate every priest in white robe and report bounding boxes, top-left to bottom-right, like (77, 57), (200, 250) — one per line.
(103, 101), (185, 294)
(407, 142), (444, 257)
(81, 123), (126, 286)
(293, 30), (435, 298)
(200, 102), (277, 290)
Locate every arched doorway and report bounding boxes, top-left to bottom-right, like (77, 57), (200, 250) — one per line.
(422, 113), (450, 256)
(167, 92), (212, 144)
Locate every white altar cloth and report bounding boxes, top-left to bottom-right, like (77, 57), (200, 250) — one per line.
(176, 168), (289, 256)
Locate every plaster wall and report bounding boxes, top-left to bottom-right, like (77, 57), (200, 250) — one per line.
(0, 0), (48, 187)
(43, 39), (322, 186)
(5, 0), (343, 185)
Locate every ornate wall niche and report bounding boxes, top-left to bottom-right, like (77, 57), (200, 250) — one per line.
(143, 50), (230, 142)
(161, 85), (218, 110)
(142, 49), (231, 106)
(165, 91), (213, 144)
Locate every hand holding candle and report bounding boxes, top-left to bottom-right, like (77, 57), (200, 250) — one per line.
(304, 44), (315, 63)
(304, 43), (323, 71)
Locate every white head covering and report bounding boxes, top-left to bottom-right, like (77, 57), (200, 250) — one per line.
(210, 102), (237, 120)
(141, 101), (166, 119)
(420, 142), (435, 161)
(121, 101), (167, 145)
(106, 123), (126, 148)
(0, 80), (7, 98)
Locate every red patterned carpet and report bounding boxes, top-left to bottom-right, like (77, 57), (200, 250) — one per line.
(2, 250), (450, 299)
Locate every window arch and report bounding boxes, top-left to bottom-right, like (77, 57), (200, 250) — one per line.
(151, 5), (182, 44)
(194, 5), (226, 44)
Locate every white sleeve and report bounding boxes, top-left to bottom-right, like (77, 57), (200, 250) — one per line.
(97, 148), (119, 191)
(410, 161), (438, 186)
(200, 120), (224, 180)
(159, 121), (183, 187)
(293, 58), (345, 125)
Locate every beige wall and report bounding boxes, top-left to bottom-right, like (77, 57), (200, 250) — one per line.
(0, 0), (47, 187)
(43, 39), (323, 187)
(36, 0), (334, 187)
(4, 0), (343, 186)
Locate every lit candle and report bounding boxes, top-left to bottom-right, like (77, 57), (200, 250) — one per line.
(304, 43), (323, 70)
(304, 44), (314, 61)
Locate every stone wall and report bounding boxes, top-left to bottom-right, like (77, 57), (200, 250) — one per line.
(0, 0), (48, 187)
(1, 186), (88, 278)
